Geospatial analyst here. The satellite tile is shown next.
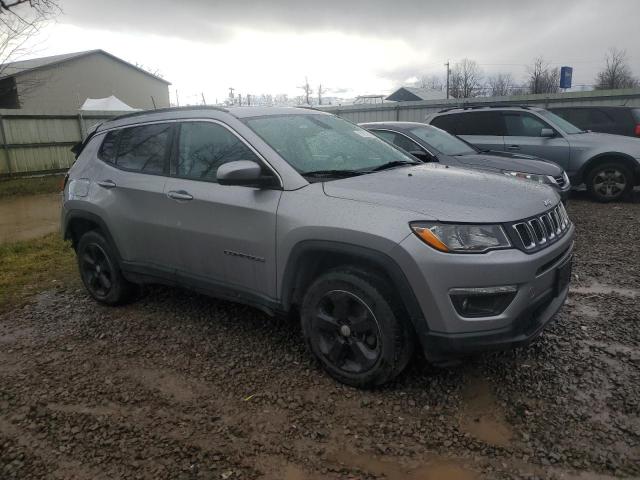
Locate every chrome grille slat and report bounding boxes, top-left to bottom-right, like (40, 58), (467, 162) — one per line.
(512, 203), (571, 251)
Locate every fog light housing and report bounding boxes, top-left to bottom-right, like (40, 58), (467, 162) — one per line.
(449, 286), (518, 318)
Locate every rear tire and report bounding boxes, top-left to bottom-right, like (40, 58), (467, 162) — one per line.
(586, 162), (632, 202)
(76, 230), (136, 305)
(300, 267), (414, 388)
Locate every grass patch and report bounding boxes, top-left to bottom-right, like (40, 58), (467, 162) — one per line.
(0, 233), (78, 313)
(0, 175), (64, 199)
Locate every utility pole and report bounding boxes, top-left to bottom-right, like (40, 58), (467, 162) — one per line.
(318, 84), (326, 105)
(238, 93), (242, 106)
(201, 93), (206, 105)
(445, 61), (450, 100)
(175, 89), (180, 107)
(229, 87), (235, 104)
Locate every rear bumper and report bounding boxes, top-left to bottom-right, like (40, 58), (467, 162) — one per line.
(420, 280), (568, 362)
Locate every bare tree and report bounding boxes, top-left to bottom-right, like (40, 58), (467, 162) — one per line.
(0, 0), (58, 15)
(0, 2), (59, 106)
(416, 74), (443, 91)
(298, 76), (312, 105)
(486, 73), (513, 97)
(595, 48), (638, 90)
(527, 57), (560, 94)
(449, 59), (483, 99)
(274, 93), (289, 106)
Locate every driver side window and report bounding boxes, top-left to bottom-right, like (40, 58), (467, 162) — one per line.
(503, 113), (551, 137)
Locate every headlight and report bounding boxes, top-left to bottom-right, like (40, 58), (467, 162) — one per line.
(410, 222), (511, 253)
(503, 171), (553, 185)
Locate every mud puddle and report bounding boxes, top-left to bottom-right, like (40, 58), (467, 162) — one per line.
(330, 450), (477, 480)
(458, 373), (513, 447)
(0, 193), (60, 243)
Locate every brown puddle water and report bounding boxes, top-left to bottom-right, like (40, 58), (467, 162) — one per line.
(330, 450), (477, 480)
(458, 374), (513, 447)
(0, 193), (61, 244)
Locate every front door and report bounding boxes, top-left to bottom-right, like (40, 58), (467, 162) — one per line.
(162, 120), (281, 300)
(502, 112), (571, 169)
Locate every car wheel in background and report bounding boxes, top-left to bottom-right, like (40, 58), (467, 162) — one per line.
(77, 230), (136, 305)
(300, 267), (414, 388)
(586, 162), (633, 202)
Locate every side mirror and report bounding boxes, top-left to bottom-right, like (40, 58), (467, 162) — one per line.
(540, 128), (555, 138)
(217, 160), (278, 188)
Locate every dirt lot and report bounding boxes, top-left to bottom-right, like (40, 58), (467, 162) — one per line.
(1, 192), (639, 480)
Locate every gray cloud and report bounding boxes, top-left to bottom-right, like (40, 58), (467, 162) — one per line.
(58, 0), (640, 88)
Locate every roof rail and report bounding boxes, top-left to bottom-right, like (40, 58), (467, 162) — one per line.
(107, 105), (230, 123)
(437, 103), (535, 113)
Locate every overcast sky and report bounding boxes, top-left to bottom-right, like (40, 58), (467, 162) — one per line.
(22, 0), (640, 104)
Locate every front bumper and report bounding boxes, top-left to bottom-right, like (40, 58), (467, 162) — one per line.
(392, 223), (574, 362)
(421, 278), (568, 362)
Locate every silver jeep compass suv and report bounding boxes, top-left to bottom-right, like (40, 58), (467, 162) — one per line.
(62, 107), (574, 388)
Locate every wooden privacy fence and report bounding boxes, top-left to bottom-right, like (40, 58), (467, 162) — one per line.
(0, 110), (122, 177)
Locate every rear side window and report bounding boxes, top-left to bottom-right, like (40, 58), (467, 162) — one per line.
(453, 112), (504, 136)
(430, 114), (456, 134)
(631, 109), (640, 123)
(371, 130), (422, 153)
(175, 122), (260, 181)
(116, 123), (173, 174)
(98, 130), (120, 163)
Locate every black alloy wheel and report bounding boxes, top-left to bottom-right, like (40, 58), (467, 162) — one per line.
(312, 290), (382, 374)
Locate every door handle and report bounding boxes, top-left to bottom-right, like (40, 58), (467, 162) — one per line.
(506, 145), (521, 151)
(97, 180), (116, 189)
(167, 190), (193, 201)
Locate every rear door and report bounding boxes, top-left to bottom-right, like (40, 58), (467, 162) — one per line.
(502, 111), (570, 168)
(452, 111), (505, 152)
(162, 120), (281, 299)
(92, 123), (175, 269)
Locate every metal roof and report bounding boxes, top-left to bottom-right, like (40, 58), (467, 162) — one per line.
(0, 49), (171, 84)
(386, 87), (447, 101)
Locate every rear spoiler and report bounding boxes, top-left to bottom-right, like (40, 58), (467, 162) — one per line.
(70, 122), (103, 159)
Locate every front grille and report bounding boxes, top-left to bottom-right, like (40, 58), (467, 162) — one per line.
(511, 203), (571, 252)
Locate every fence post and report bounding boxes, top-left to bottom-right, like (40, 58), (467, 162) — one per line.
(77, 113), (85, 141)
(395, 104), (400, 121)
(0, 114), (12, 176)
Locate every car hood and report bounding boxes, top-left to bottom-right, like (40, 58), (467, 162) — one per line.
(322, 164), (560, 223)
(451, 152), (564, 176)
(566, 131), (640, 155)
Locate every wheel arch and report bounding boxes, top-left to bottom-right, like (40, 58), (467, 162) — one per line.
(577, 152), (639, 185)
(280, 240), (425, 331)
(63, 210), (121, 262)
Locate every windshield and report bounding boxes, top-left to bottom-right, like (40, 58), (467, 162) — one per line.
(409, 125), (477, 156)
(537, 110), (584, 134)
(244, 114), (418, 175)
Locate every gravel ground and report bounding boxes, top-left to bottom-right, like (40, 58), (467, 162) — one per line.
(1, 193), (639, 480)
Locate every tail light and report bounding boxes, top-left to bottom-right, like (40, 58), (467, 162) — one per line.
(634, 124), (640, 137)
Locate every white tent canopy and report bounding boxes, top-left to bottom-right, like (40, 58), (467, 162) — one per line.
(80, 95), (140, 111)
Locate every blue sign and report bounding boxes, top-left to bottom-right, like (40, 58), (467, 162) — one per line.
(560, 66), (573, 89)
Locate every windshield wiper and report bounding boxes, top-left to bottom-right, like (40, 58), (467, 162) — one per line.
(367, 160), (418, 172)
(302, 169), (366, 178)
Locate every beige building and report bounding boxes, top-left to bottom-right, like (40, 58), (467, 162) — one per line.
(0, 50), (170, 112)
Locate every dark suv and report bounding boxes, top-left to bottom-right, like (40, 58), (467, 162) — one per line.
(549, 106), (640, 138)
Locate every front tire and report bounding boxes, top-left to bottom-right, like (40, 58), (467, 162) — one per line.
(300, 268), (413, 388)
(586, 162), (632, 202)
(76, 230), (136, 305)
